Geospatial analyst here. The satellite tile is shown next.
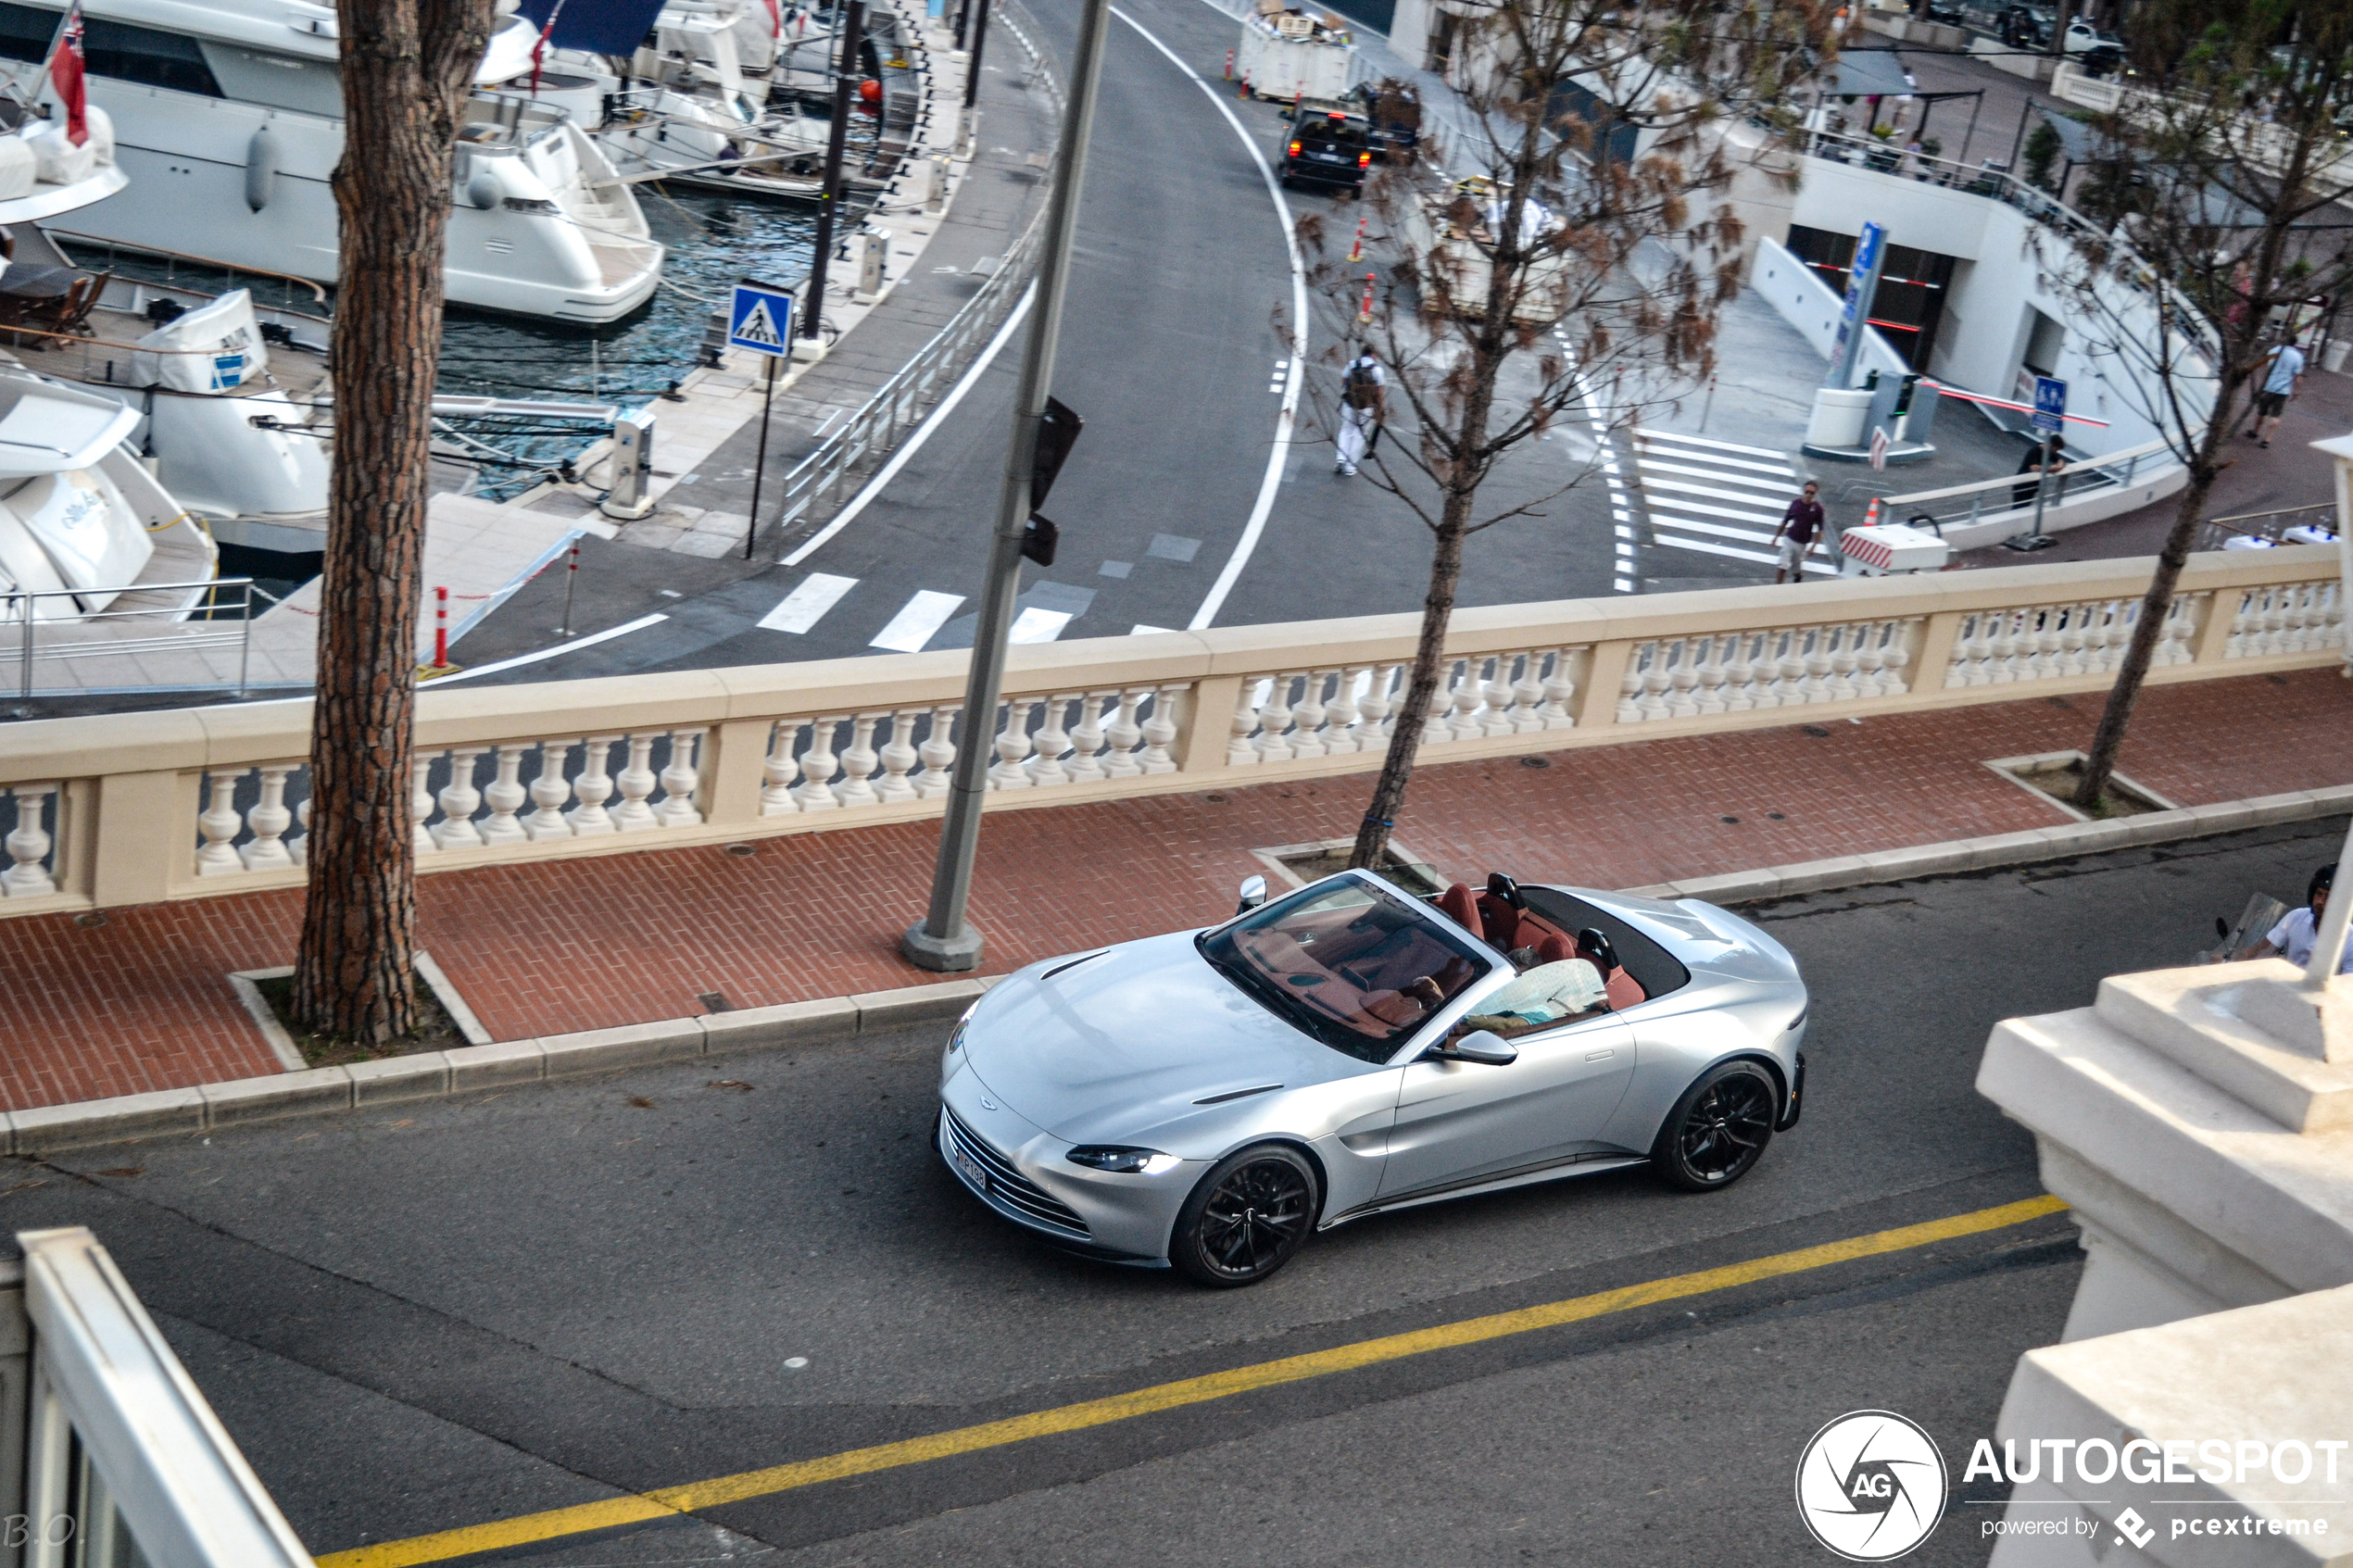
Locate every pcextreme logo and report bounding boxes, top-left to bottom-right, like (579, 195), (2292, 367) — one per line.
(1794, 1411), (1949, 1562)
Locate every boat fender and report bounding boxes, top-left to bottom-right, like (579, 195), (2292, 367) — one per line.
(244, 124), (278, 212)
(467, 157), (502, 211)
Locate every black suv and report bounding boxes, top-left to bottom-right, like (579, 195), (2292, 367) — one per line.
(1281, 110), (1372, 195)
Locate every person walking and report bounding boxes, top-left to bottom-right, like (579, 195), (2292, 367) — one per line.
(1336, 351), (1386, 476)
(1770, 480), (1826, 583)
(2246, 335), (2306, 448)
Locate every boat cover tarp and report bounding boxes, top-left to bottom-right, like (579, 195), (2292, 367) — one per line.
(516, 0), (671, 56)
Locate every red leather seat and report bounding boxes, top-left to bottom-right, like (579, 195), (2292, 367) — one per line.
(1437, 884), (1484, 941)
(1477, 895), (1520, 952)
(1577, 931), (1648, 1010)
(1535, 934), (1574, 965)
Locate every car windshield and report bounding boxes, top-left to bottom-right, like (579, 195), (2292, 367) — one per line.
(1197, 878), (1491, 1062)
(1299, 117), (1365, 147)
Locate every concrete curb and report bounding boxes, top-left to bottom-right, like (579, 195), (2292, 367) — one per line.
(1622, 785), (2353, 905)
(7, 786), (2348, 1155)
(2, 978), (995, 1156)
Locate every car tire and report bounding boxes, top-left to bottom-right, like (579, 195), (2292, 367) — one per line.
(1170, 1143), (1321, 1287)
(1650, 1060), (1778, 1192)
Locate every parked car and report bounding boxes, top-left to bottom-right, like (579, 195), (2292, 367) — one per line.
(2064, 15), (2122, 70)
(1280, 109), (1372, 195)
(1998, 4), (2054, 46)
(937, 869), (1809, 1286)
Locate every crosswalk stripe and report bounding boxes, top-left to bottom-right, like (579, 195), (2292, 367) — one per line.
(1631, 428), (1792, 460)
(1008, 607), (1074, 644)
(1636, 447), (1798, 483)
(758, 573), (858, 634)
(1633, 459), (1797, 495)
(1647, 513), (1784, 546)
(1640, 480), (1788, 518)
(1651, 533), (1837, 574)
(870, 590), (965, 653)
(1644, 495), (1786, 530)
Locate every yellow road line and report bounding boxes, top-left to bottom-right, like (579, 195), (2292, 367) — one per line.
(316, 1193), (2067, 1568)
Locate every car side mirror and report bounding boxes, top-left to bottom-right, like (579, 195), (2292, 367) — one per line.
(1446, 1031), (1518, 1067)
(1237, 874), (1268, 915)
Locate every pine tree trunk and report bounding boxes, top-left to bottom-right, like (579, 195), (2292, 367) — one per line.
(293, 0), (491, 1042)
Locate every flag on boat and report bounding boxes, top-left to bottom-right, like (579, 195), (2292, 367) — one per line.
(529, 0), (566, 93)
(51, 2), (87, 147)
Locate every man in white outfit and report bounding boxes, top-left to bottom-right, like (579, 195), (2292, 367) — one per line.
(1336, 351), (1386, 476)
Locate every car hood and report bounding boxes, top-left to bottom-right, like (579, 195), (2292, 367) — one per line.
(962, 930), (1369, 1143)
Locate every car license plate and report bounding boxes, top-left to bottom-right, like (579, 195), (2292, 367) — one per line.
(951, 1142), (989, 1193)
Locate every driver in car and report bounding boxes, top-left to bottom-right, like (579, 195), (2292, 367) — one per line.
(1451, 956), (1610, 1040)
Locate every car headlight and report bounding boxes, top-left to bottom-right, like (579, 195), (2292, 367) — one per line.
(1065, 1146), (1181, 1174)
(946, 1019), (967, 1054)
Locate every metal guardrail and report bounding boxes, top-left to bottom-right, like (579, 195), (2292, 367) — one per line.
(4, 1229), (314, 1568)
(1870, 435), (2178, 533)
(3, 578), (267, 701)
(761, 0), (1063, 555)
(2199, 501), (2341, 552)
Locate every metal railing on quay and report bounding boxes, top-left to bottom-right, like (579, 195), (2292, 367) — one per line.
(1868, 435), (2177, 533)
(2199, 501), (2341, 553)
(761, 0), (1063, 556)
(2, 578), (266, 701)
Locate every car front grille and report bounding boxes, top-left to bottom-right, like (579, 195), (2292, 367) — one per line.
(942, 1105), (1089, 1238)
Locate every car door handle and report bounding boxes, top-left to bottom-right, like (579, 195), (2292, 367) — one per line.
(1585, 1048), (1616, 1061)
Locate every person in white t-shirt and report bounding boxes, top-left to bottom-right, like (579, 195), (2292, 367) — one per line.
(2235, 863), (2352, 972)
(2246, 338), (2306, 448)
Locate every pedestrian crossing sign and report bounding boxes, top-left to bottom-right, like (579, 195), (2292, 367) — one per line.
(728, 281), (797, 357)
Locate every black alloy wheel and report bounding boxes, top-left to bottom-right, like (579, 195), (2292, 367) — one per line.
(1172, 1144), (1320, 1287)
(1651, 1060), (1778, 1192)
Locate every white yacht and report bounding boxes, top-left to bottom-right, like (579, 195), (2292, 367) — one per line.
(0, 0), (664, 322)
(0, 98), (216, 623)
(510, 5), (832, 196)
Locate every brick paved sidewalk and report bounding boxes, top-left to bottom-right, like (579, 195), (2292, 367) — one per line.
(5, 668), (2347, 1111)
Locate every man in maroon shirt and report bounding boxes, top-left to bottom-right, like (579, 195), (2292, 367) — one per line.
(1772, 481), (1826, 583)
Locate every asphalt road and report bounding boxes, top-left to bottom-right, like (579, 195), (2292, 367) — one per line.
(6, 820), (2342, 1566)
(448, 0), (1627, 686)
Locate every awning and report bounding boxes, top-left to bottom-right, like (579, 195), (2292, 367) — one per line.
(1828, 50), (1915, 100)
(514, 0), (670, 57)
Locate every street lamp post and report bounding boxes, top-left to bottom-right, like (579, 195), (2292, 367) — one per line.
(901, 0), (1112, 972)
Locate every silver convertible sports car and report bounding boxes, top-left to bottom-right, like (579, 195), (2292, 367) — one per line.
(937, 869), (1808, 1286)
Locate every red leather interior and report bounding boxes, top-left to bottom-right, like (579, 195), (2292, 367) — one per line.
(1476, 894), (1520, 951)
(1437, 884), (1483, 941)
(1535, 934), (1574, 965)
(1576, 931), (1648, 1010)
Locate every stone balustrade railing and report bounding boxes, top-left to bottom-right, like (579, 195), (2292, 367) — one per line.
(0, 545), (2340, 917)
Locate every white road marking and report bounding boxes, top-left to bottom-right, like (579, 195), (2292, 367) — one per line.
(758, 572), (859, 633)
(1130, 622), (1178, 635)
(418, 614), (669, 685)
(1111, 6), (1306, 632)
(1632, 428), (1792, 460)
(778, 284), (1037, 568)
(1008, 607), (1074, 643)
(869, 589), (965, 652)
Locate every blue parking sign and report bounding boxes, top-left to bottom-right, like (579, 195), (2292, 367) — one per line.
(2032, 375), (2067, 435)
(728, 282), (797, 357)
